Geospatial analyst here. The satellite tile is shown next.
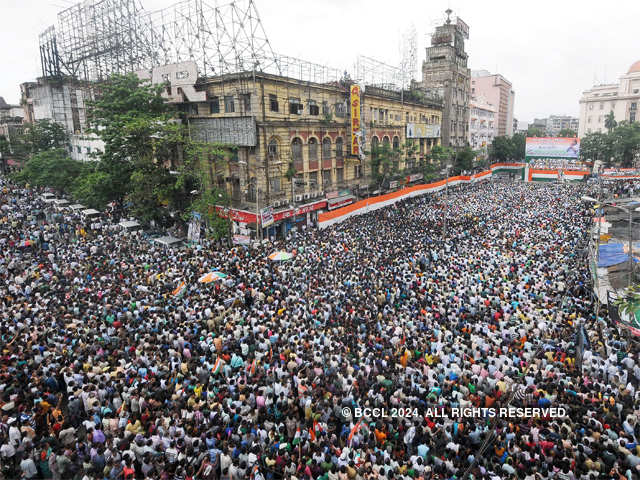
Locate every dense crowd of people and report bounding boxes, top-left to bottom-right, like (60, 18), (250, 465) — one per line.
(1, 176), (639, 480)
(528, 159), (589, 171)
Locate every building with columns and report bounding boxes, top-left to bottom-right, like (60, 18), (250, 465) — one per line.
(578, 60), (640, 137)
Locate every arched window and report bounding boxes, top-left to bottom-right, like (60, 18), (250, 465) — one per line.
(268, 138), (279, 160)
(392, 136), (400, 151)
(308, 137), (318, 161)
(335, 137), (343, 159)
(382, 136), (391, 148)
(322, 137), (332, 160)
(291, 138), (302, 162)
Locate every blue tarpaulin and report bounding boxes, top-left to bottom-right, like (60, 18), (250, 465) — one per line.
(598, 243), (640, 268)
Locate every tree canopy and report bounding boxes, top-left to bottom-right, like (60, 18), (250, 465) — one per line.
(580, 121), (640, 167)
(22, 119), (68, 154)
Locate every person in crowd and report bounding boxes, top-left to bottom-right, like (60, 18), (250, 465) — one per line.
(0, 175), (638, 480)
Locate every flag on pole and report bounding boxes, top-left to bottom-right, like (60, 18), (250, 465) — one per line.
(172, 281), (186, 297)
(292, 427), (301, 445)
(211, 356), (222, 375)
(348, 420), (362, 446)
(246, 359), (256, 375)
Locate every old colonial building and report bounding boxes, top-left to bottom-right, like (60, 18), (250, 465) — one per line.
(156, 63), (443, 236)
(578, 61), (640, 137)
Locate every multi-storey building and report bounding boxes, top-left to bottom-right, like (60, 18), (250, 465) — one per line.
(545, 115), (579, 136)
(145, 63), (443, 237)
(20, 77), (104, 162)
(578, 61), (640, 137)
(421, 10), (470, 149)
(0, 96), (25, 173)
(471, 70), (515, 137)
(468, 95), (496, 154)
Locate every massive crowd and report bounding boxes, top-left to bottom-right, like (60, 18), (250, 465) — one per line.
(528, 159), (589, 171)
(1, 176), (639, 480)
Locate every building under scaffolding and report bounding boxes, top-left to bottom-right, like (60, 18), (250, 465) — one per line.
(27, 0), (445, 238)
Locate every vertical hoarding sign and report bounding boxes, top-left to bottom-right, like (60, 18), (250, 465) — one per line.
(260, 206), (274, 228)
(350, 85), (361, 156)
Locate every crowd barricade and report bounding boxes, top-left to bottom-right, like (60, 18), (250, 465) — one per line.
(318, 170), (493, 230)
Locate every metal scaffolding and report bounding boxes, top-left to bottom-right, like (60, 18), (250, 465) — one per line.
(355, 55), (405, 92)
(39, 0), (282, 82)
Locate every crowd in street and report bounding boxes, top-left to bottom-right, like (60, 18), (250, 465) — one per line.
(528, 159), (589, 171)
(1, 175), (639, 480)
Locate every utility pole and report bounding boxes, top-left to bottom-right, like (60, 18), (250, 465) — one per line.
(256, 184), (261, 242)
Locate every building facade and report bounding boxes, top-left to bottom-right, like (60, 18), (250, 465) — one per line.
(471, 70), (515, 137)
(0, 96), (25, 172)
(20, 77), (104, 162)
(468, 95), (496, 154)
(148, 65), (442, 237)
(545, 115), (579, 136)
(421, 11), (470, 149)
(578, 61), (640, 137)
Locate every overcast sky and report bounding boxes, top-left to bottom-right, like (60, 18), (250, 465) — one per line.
(2, 0), (639, 123)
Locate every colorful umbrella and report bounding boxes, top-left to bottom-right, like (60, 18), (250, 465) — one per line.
(268, 251), (294, 261)
(199, 271), (227, 283)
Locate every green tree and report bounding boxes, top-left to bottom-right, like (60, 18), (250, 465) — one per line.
(85, 73), (204, 222)
(489, 136), (513, 162)
(526, 127), (546, 138)
(610, 121), (640, 167)
(453, 146), (475, 175)
(369, 142), (401, 188)
(403, 140), (419, 171)
(22, 119), (68, 154)
(511, 133), (526, 160)
(71, 170), (113, 209)
(557, 128), (577, 138)
(13, 148), (88, 193)
(580, 132), (613, 166)
(127, 158), (176, 224)
(604, 111), (617, 133)
(0, 135), (9, 155)
(188, 185), (231, 241)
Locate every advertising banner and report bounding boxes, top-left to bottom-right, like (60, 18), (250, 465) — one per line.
(406, 173), (424, 183)
(406, 123), (441, 139)
(260, 206), (274, 228)
(525, 137), (580, 159)
(232, 234), (251, 245)
(350, 85), (361, 156)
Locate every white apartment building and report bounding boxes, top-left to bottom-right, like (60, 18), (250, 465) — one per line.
(469, 95), (496, 153)
(578, 61), (640, 137)
(21, 78), (104, 162)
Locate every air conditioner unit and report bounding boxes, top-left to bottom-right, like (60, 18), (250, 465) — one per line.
(303, 193), (311, 200)
(295, 195), (303, 202)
